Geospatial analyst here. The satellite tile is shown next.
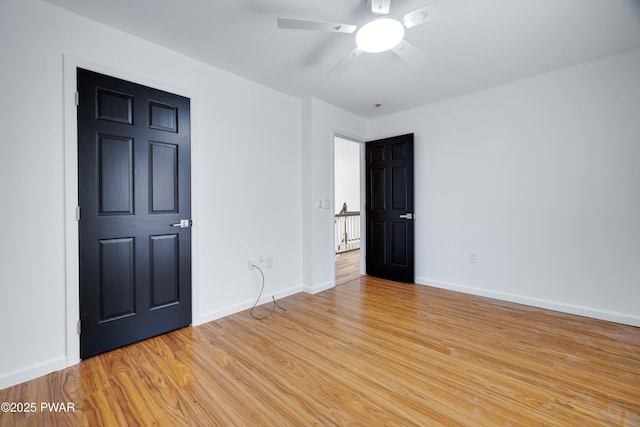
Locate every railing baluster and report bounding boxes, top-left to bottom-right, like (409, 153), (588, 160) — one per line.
(335, 208), (360, 254)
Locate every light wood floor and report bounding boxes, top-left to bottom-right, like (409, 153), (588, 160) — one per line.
(335, 249), (361, 285)
(2, 277), (639, 426)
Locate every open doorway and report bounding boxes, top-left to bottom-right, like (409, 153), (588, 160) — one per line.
(334, 135), (362, 285)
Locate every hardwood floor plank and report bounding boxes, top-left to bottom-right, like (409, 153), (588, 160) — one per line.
(125, 340), (204, 426)
(335, 249), (361, 285)
(45, 367), (86, 427)
(81, 387), (127, 427)
(1, 276), (639, 426)
(171, 328), (294, 426)
(0, 374), (50, 426)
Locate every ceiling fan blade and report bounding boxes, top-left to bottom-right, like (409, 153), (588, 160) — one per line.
(402, 0), (439, 29)
(371, 0), (391, 15)
(326, 48), (363, 77)
(277, 17), (357, 33)
(391, 40), (431, 68)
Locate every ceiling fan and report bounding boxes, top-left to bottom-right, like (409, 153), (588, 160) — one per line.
(277, 0), (438, 76)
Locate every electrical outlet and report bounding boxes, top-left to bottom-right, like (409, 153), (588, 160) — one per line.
(468, 251), (478, 264)
(266, 256), (273, 268)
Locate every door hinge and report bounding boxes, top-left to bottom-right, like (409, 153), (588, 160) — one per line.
(75, 206), (81, 221)
(76, 320), (81, 335)
(75, 91), (79, 106)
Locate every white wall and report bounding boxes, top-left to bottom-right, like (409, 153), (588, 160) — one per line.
(368, 48), (640, 326)
(334, 137), (361, 214)
(301, 98), (367, 293)
(0, 0), (303, 389)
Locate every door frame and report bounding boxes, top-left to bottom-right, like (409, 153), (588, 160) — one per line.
(332, 133), (367, 280)
(62, 54), (199, 366)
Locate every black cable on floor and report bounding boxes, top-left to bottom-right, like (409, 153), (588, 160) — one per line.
(249, 264), (287, 320)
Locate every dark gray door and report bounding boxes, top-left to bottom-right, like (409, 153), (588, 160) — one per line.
(77, 69), (191, 358)
(365, 133), (415, 283)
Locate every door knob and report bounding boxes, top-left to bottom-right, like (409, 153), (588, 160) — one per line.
(171, 219), (191, 228)
(399, 213), (413, 220)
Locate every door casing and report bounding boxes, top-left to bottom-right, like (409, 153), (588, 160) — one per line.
(62, 55), (199, 366)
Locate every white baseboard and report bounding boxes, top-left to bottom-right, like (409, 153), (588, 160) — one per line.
(195, 285), (302, 325)
(196, 280), (335, 325)
(0, 356), (67, 391)
(303, 280), (334, 295)
(416, 277), (640, 327)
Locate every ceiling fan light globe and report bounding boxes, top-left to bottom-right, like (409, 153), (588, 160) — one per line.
(355, 18), (405, 53)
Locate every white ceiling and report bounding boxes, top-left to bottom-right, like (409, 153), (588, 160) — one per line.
(43, 0), (640, 118)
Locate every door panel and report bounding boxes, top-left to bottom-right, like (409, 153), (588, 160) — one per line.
(371, 221), (386, 262)
(149, 141), (179, 213)
(78, 68), (191, 358)
(98, 134), (134, 214)
(98, 237), (135, 321)
(149, 234), (180, 308)
(392, 166), (407, 209)
(391, 222), (408, 265)
(365, 133), (414, 283)
(96, 88), (133, 124)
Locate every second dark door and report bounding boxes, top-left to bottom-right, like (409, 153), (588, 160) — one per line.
(365, 133), (415, 283)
